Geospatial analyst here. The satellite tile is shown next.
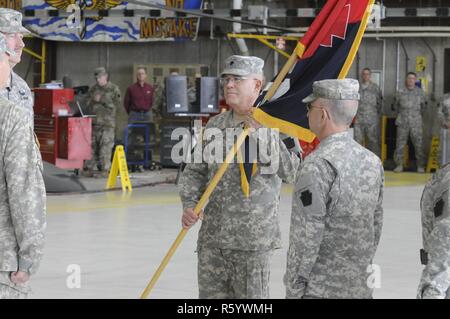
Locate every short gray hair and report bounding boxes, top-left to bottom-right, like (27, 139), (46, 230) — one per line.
(136, 66), (147, 73)
(251, 73), (266, 88)
(320, 98), (358, 126)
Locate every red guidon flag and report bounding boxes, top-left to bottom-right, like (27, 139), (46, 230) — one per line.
(239, 0), (374, 196)
(253, 0), (374, 143)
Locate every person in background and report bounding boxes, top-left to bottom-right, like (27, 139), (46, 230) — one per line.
(354, 68), (382, 157)
(393, 72), (427, 173)
(83, 67), (121, 178)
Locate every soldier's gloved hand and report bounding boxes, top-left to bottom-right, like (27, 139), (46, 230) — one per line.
(182, 207), (203, 229)
(10, 271), (30, 284)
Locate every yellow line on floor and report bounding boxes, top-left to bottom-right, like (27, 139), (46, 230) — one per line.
(47, 194), (182, 214)
(48, 172), (432, 214)
(384, 171), (431, 187)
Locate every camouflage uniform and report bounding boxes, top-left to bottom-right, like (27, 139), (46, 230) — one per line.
(0, 98), (46, 299)
(354, 82), (382, 157)
(85, 69), (121, 172)
(0, 72), (33, 126)
(152, 82), (164, 120)
(0, 9), (33, 128)
(197, 248), (272, 299)
(393, 87), (427, 168)
(179, 55), (300, 299)
(180, 111), (299, 298)
(285, 79), (384, 299)
(285, 131), (384, 299)
(417, 163), (450, 299)
(0, 8), (30, 34)
(436, 94), (450, 164)
(437, 93), (450, 128)
(151, 83), (164, 143)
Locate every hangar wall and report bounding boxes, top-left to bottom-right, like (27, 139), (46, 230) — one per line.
(51, 37), (450, 102)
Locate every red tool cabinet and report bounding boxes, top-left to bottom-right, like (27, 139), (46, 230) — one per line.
(34, 88), (92, 170)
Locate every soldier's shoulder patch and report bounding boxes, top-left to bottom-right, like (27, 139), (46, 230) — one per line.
(300, 189), (312, 207)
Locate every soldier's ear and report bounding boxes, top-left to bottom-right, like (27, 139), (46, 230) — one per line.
(321, 108), (330, 121)
(254, 78), (263, 92)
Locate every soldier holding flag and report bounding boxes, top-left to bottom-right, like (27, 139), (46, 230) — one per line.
(179, 55), (300, 299)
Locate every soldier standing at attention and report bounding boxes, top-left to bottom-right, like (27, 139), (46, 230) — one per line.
(284, 79), (384, 299)
(354, 68), (382, 157)
(0, 34), (46, 299)
(179, 55), (300, 299)
(83, 67), (121, 178)
(393, 72), (427, 173)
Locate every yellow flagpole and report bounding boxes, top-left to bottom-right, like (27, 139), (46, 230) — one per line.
(140, 127), (249, 298)
(139, 44), (304, 299)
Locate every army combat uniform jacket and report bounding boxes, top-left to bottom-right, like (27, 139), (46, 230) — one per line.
(394, 87), (426, 127)
(417, 163), (450, 299)
(0, 71), (33, 126)
(285, 131), (384, 299)
(179, 110), (300, 251)
(87, 82), (121, 129)
(0, 97), (46, 293)
(355, 82), (382, 125)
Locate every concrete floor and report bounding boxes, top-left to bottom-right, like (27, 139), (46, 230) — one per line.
(30, 172), (430, 299)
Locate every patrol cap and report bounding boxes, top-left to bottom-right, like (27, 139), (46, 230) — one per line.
(221, 55), (264, 77)
(0, 33), (15, 57)
(0, 8), (30, 34)
(94, 67), (108, 77)
(303, 79), (360, 103)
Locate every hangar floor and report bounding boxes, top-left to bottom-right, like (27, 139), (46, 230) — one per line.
(31, 171), (431, 299)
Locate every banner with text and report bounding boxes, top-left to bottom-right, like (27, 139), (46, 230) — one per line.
(18, 0), (203, 42)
